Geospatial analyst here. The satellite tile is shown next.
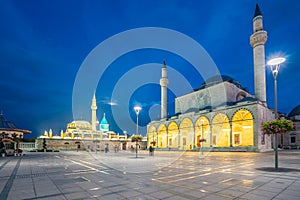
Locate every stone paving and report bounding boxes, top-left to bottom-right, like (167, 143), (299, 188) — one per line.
(0, 150), (300, 199)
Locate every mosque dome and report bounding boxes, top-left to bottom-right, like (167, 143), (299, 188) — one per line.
(67, 120), (92, 130)
(196, 75), (246, 91)
(100, 114), (108, 125)
(71, 120), (91, 125)
(288, 105), (300, 118)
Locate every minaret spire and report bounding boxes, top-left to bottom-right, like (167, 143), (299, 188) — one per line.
(91, 92), (97, 131)
(253, 3), (262, 18)
(160, 61), (169, 118)
(250, 3), (267, 105)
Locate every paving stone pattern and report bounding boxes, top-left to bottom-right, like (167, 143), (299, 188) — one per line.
(0, 150), (300, 199)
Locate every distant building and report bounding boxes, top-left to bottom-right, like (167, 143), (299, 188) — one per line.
(39, 93), (124, 140)
(36, 93), (129, 151)
(147, 4), (275, 152)
(0, 113), (31, 139)
(282, 105), (300, 149)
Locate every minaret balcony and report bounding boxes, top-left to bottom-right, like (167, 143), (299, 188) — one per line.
(250, 30), (267, 47)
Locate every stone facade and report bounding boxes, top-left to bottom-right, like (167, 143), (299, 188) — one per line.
(175, 81), (254, 114)
(148, 96), (274, 152)
(36, 138), (147, 152)
(147, 4), (274, 152)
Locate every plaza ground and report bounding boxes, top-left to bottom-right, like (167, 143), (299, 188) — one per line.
(0, 150), (300, 200)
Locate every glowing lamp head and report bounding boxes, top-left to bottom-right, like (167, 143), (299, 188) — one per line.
(267, 57), (285, 78)
(267, 57), (286, 66)
(134, 105), (142, 115)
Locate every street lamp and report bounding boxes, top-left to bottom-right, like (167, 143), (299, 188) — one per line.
(134, 105), (142, 158)
(267, 57), (285, 169)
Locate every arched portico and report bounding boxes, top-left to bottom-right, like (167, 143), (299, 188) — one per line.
(195, 116), (210, 148)
(168, 122), (179, 148)
(232, 109), (254, 146)
(147, 125), (156, 147)
(212, 113), (230, 147)
(157, 124), (167, 148)
(179, 118), (194, 150)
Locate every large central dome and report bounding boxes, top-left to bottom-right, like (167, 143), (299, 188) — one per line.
(196, 75), (244, 91)
(288, 105), (300, 118)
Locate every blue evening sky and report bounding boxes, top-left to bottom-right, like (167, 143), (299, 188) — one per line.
(0, 0), (299, 137)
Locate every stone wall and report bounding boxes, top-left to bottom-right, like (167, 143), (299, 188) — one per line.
(36, 138), (147, 151)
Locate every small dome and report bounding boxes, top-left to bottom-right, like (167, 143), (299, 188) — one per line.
(100, 114), (108, 125)
(288, 105), (300, 118)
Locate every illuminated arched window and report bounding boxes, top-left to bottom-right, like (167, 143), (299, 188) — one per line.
(179, 118), (194, 150)
(168, 122), (179, 148)
(232, 109), (254, 146)
(212, 113), (230, 147)
(157, 124), (167, 148)
(147, 125), (156, 147)
(195, 116), (210, 147)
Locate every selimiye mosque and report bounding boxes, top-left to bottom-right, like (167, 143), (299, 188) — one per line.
(147, 4), (275, 152)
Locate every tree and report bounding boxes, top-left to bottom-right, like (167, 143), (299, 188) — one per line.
(42, 138), (47, 152)
(262, 117), (294, 169)
(262, 118), (294, 135)
(131, 135), (142, 142)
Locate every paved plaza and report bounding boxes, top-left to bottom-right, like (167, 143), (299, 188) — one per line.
(0, 150), (300, 200)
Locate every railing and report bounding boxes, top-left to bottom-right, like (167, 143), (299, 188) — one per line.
(19, 142), (36, 151)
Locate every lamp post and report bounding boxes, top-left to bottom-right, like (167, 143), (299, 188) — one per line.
(134, 105), (142, 158)
(267, 57), (285, 169)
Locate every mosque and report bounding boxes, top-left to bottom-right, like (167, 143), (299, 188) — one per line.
(147, 4), (276, 152)
(37, 93), (128, 151)
(40, 93), (121, 140)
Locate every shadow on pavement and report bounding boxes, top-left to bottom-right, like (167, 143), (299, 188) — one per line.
(256, 167), (300, 172)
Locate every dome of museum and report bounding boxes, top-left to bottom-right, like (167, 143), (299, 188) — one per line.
(67, 120), (92, 130)
(288, 105), (300, 117)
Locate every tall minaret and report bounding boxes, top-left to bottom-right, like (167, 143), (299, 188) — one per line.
(160, 61), (169, 118)
(250, 3), (268, 105)
(91, 92), (97, 131)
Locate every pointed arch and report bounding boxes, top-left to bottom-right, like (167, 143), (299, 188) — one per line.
(179, 118), (194, 150)
(212, 113), (230, 147)
(157, 124), (167, 148)
(168, 122), (179, 148)
(147, 125), (156, 147)
(195, 116), (210, 147)
(232, 109), (254, 146)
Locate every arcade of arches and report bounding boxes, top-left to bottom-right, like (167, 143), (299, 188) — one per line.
(147, 109), (254, 150)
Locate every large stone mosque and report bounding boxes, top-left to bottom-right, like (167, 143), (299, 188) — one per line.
(147, 4), (275, 152)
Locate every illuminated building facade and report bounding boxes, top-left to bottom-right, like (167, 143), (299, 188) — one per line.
(147, 4), (274, 152)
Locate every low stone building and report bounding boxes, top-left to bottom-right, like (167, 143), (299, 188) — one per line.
(0, 113), (31, 139)
(282, 105), (300, 149)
